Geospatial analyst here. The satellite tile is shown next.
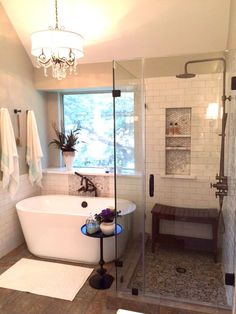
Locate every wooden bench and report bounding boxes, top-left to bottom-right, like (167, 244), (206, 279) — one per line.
(151, 203), (219, 262)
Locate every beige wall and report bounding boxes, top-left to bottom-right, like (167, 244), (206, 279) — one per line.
(116, 52), (225, 78)
(47, 93), (63, 167)
(34, 52), (225, 92)
(34, 62), (112, 91)
(0, 3), (48, 175)
(227, 0), (236, 50)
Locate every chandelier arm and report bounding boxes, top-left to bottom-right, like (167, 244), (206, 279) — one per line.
(37, 50), (51, 66)
(65, 59), (75, 66)
(37, 58), (52, 66)
(55, 0), (59, 29)
(59, 58), (75, 66)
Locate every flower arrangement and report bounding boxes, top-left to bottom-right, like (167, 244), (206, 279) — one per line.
(95, 208), (121, 223)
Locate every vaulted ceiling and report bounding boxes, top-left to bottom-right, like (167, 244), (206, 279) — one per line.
(1, 0), (232, 64)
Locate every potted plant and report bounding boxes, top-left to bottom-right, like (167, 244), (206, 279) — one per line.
(95, 208), (121, 235)
(49, 123), (81, 170)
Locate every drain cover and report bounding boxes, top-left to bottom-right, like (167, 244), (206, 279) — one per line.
(176, 267), (186, 274)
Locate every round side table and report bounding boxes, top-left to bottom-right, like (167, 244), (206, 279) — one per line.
(81, 223), (123, 289)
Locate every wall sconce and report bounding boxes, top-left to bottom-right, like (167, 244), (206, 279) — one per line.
(206, 103), (219, 120)
(206, 102), (222, 133)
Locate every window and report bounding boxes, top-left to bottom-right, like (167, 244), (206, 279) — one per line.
(63, 92), (134, 171)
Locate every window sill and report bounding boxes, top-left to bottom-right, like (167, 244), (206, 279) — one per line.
(43, 168), (142, 178)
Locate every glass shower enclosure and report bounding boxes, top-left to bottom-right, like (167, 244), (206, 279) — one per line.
(113, 55), (235, 311)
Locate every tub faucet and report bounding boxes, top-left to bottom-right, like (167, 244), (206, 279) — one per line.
(74, 172), (98, 197)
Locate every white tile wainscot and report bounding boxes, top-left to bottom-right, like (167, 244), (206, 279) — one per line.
(41, 168), (115, 197)
(0, 174), (40, 259)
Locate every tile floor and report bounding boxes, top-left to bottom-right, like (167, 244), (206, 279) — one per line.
(129, 242), (227, 305)
(0, 244), (232, 314)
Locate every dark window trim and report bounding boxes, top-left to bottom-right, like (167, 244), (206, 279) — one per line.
(62, 91), (135, 171)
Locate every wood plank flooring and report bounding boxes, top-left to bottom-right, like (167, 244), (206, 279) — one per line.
(0, 244), (116, 314)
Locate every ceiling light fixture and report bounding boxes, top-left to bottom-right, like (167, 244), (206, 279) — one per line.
(30, 0), (84, 80)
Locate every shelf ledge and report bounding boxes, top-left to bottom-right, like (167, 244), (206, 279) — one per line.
(165, 135), (191, 137)
(42, 167), (142, 178)
(161, 174), (197, 180)
(166, 147), (190, 150)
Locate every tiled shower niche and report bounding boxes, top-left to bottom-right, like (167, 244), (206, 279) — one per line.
(165, 108), (191, 175)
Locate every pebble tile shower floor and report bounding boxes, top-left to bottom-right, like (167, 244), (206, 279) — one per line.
(129, 242), (227, 306)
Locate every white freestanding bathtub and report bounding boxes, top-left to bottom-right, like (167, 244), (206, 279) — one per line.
(16, 195), (136, 263)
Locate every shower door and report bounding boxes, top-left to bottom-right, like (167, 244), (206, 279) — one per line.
(113, 59), (146, 293)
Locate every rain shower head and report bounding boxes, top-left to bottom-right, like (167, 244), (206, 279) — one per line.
(176, 72), (196, 79)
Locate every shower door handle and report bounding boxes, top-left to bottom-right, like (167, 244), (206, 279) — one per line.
(149, 174), (154, 197)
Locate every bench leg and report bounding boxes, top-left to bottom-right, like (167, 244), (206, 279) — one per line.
(212, 221), (218, 263)
(152, 214), (160, 253)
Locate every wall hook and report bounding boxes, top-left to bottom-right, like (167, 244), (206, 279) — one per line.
(14, 109), (21, 114)
(14, 109), (21, 145)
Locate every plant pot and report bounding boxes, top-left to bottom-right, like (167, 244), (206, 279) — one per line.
(63, 151), (75, 170)
(100, 221), (115, 235)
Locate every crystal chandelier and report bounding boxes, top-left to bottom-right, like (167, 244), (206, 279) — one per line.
(31, 0), (84, 80)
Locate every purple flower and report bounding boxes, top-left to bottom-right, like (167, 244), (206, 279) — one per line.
(95, 208), (121, 223)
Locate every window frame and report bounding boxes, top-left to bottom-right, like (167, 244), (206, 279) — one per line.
(62, 90), (137, 173)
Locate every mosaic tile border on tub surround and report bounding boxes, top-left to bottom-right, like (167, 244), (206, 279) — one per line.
(68, 174), (114, 197)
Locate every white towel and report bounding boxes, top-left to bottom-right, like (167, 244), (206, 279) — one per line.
(26, 110), (43, 187)
(0, 108), (19, 197)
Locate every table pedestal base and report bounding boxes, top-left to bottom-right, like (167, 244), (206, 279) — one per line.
(89, 273), (114, 289)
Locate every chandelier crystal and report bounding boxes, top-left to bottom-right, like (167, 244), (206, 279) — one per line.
(31, 0), (84, 80)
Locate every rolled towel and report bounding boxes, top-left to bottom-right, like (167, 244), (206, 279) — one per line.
(26, 110), (43, 187)
(0, 108), (19, 198)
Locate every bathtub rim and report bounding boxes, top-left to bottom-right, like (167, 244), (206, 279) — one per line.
(15, 194), (136, 217)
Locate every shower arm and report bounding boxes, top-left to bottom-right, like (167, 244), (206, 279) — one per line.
(185, 57), (226, 103)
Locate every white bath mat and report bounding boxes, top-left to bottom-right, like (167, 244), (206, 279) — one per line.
(0, 258), (93, 301)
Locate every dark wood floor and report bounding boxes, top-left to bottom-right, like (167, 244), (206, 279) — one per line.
(0, 244), (117, 314)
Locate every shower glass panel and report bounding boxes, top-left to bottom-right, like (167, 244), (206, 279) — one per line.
(113, 59), (146, 293)
(113, 56), (235, 311)
(223, 48), (236, 309)
(142, 60), (233, 309)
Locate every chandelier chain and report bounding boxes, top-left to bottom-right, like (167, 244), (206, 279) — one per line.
(55, 0), (59, 29)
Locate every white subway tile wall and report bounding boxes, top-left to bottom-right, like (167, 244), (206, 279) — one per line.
(41, 173), (69, 195)
(116, 176), (144, 237)
(0, 174), (40, 259)
(145, 74), (222, 236)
